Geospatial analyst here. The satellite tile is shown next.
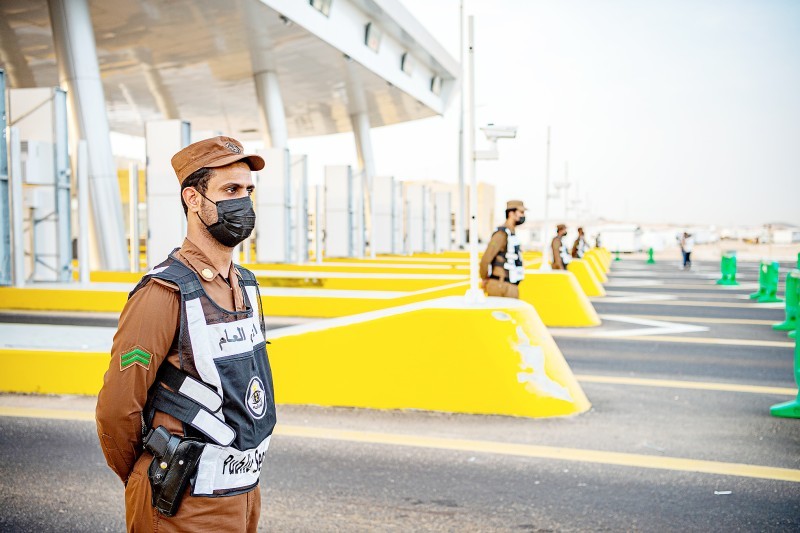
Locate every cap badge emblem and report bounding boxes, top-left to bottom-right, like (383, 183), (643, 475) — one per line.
(224, 142), (242, 154)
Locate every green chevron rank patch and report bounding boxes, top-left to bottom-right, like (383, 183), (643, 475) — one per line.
(120, 347), (152, 371)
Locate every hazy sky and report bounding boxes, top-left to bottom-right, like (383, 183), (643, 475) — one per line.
(287, 0), (800, 227)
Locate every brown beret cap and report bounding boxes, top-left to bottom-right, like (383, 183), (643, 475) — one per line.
(506, 200), (526, 210)
(171, 136), (265, 184)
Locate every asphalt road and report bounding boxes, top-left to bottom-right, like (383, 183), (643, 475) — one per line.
(1, 258), (799, 532)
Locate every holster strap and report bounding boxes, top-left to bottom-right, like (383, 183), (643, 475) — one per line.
(151, 386), (236, 446)
(158, 364), (223, 413)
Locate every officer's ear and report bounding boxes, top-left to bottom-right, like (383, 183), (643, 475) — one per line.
(182, 187), (203, 214)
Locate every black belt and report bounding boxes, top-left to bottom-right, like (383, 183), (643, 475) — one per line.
(489, 274), (520, 285)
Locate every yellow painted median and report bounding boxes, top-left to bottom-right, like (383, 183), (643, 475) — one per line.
(519, 272), (601, 327)
(0, 349), (108, 395)
(567, 260), (606, 297)
(269, 296), (591, 418)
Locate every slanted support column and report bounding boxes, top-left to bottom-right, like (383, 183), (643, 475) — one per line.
(351, 111), (376, 185)
(47, 0), (127, 270)
(254, 71), (288, 150)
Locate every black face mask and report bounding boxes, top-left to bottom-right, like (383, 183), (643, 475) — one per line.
(196, 193), (256, 247)
(517, 216), (526, 226)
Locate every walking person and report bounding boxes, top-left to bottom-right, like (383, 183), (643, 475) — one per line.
(680, 232), (694, 270)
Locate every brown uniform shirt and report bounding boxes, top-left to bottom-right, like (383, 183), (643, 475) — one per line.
(96, 238), (246, 484)
(479, 223), (515, 281)
(552, 236), (565, 269)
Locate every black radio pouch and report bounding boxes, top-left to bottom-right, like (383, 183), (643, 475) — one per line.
(144, 426), (205, 517)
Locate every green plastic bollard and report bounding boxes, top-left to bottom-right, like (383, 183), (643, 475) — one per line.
(770, 333), (800, 419)
(716, 253), (739, 286)
(749, 261), (768, 299)
(646, 248), (655, 264)
(773, 271), (799, 331)
(614, 251), (621, 262)
(757, 261), (783, 303)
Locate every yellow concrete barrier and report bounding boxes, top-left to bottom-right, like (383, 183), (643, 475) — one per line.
(585, 249), (610, 274)
(0, 286), (128, 312)
(0, 276), (598, 326)
(0, 298), (591, 418)
(519, 272), (601, 327)
(269, 296), (591, 418)
(0, 283), (469, 318)
(599, 248), (612, 268)
(0, 349), (107, 395)
(584, 254), (609, 283)
(567, 260), (606, 297)
(75, 269), (470, 292)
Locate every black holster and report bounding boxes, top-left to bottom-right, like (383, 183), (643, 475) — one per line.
(144, 426), (205, 517)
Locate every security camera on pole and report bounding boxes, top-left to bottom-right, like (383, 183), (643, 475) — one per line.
(464, 14), (517, 303)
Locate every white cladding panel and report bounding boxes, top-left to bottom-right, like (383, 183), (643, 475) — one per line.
(372, 176), (395, 255)
(291, 154), (309, 263)
(423, 187), (434, 253)
(325, 166), (353, 258)
(434, 191), (452, 253)
(256, 148), (291, 263)
(145, 120), (190, 269)
(392, 181), (403, 254)
(404, 183), (425, 253)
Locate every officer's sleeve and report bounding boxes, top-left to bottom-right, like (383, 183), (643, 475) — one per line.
(95, 280), (179, 484)
(479, 231), (507, 280)
(551, 237), (562, 267)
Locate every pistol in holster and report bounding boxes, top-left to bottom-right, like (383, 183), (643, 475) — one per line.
(143, 425), (205, 517)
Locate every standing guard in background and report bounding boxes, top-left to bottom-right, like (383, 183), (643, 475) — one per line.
(480, 200), (527, 298)
(96, 136), (276, 532)
(551, 224), (571, 270)
(571, 226), (589, 259)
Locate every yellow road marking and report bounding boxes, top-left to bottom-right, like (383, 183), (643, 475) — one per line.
(0, 407), (94, 421)
(2, 406), (799, 483)
(576, 375), (796, 395)
(623, 315), (777, 326)
(553, 332), (793, 348)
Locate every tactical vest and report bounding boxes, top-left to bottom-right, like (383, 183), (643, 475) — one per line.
(130, 252), (276, 497)
(553, 236), (571, 266)
(573, 236), (588, 259)
(491, 226), (524, 283)
(561, 241), (572, 264)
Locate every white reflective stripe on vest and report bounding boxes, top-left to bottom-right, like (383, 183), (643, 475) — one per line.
(560, 243), (571, 265)
(191, 409), (236, 446)
(183, 283), (271, 494)
(193, 435), (272, 495)
(503, 229), (525, 283)
(179, 377), (223, 413)
(184, 288), (265, 402)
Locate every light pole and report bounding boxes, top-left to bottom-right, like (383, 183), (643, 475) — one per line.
(463, 15), (517, 302)
(540, 127), (560, 270)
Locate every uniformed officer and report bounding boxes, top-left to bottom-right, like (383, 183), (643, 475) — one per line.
(551, 223), (571, 270)
(96, 136), (276, 532)
(480, 200), (527, 298)
(571, 226), (589, 259)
